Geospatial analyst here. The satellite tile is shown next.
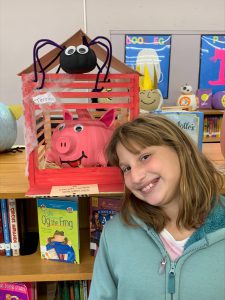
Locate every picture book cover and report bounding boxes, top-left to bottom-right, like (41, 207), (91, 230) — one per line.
(155, 111), (204, 150)
(90, 197), (122, 256)
(0, 282), (29, 300)
(37, 197), (79, 264)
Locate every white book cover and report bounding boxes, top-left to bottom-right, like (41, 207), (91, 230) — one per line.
(7, 199), (20, 256)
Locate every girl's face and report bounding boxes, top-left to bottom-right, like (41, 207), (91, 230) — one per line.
(116, 142), (181, 211)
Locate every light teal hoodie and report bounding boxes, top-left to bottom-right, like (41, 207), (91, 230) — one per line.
(89, 197), (225, 300)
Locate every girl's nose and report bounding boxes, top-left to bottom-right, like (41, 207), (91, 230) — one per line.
(130, 166), (146, 184)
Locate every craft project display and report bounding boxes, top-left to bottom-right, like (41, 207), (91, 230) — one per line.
(137, 64), (163, 112)
(45, 109), (116, 168)
(21, 73), (139, 196)
(20, 30), (139, 196)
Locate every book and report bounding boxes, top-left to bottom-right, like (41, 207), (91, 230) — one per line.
(7, 198), (20, 256)
(90, 196), (122, 256)
(16, 199), (39, 256)
(37, 197), (80, 264)
(155, 111), (204, 150)
(69, 281), (75, 300)
(82, 281), (88, 300)
(73, 281), (80, 300)
(24, 282), (37, 300)
(0, 282), (30, 300)
(0, 205), (5, 256)
(79, 281), (84, 300)
(62, 281), (70, 300)
(0, 199), (11, 256)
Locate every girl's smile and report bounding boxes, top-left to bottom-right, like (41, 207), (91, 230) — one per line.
(116, 142), (181, 213)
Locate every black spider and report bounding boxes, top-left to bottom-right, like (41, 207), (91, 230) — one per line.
(33, 35), (112, 90)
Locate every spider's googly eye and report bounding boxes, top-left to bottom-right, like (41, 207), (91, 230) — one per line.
(58, 123), (65, 131)
(65, 46), (76, 56)
(74, 124), (84, 132)
(77, 45), (89, 55)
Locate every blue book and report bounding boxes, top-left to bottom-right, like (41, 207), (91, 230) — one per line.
(0, 199), (11, 256)
(155, 111), (204, 150)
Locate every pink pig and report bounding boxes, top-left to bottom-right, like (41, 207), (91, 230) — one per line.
(45, 109), (116, 168)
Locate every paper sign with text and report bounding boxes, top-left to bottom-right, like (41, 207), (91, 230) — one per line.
(50, 184), (99, 197)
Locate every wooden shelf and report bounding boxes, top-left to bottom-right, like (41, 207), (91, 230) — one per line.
(198, 109), (223, 144)
(203, 137), (220, 143)
(198, 109), (224, 115)
(0, 229), (94, 282)
(1, 146), (225, 283)
(0, 150), (124, 198)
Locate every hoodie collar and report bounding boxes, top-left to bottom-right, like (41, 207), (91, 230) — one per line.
(184, 196), (225, 249)
(130, 196), (225, 250)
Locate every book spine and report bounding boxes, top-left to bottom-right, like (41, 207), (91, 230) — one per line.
(0, 204), (5, 255)
(74, 281), (80, 300)
(69, 281), (75, 300)
(0, 199), (11, 256)
(79, 280), (84, 300)
(82, 281), (88, 300)
(7, 198), (20, 256)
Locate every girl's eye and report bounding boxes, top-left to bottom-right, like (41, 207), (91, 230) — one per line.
(140, 154), (150, 161)
(121, 166), (131, 174)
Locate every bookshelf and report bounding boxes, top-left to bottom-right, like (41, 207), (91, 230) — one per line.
(198, 109), (224, 143)
(0, 145), (225, 283)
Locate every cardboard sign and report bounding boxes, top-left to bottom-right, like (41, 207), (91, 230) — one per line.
(50, 184), (99, 197)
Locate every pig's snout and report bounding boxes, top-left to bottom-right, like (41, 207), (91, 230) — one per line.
(55, 136), (73, 154)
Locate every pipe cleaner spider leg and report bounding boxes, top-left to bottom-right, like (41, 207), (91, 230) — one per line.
(33, 39), (64, 89)
(43, 50), (63, 74)
(88, 36), (112, 91)
(33, 39), (61, 82)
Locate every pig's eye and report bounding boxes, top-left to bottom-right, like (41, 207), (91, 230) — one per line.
(74, 124), (83, 132)
(58, 123), (65, 131)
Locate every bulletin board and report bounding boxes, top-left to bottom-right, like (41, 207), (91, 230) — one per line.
(199, 35), (225, 94)
(110, 30), (225, 105)
(125, 34), (171, 98)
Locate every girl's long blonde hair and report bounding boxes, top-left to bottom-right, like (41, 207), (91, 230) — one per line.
(106, 114), (223, 232)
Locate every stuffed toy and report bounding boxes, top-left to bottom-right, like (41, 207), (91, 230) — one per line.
(177, 84), (198, 110)
(45, 109), (116, 168)
(212, 91), (225, 109)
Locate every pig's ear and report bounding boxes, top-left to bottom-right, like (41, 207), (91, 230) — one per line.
(76, 109), (92, 120)
(63, 110), (73, 121)
(99, 109), (116, 128)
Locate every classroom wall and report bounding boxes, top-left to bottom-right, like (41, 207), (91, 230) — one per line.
(0, 0), (224, 144)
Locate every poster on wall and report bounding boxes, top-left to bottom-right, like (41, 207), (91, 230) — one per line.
(199, 35), (225, 94)
(125, 34), (171, 99)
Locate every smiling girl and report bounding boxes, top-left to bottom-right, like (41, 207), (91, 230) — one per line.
(88, 114), (225, 300)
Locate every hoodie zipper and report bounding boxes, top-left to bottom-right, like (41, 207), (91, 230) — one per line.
(159, 256), (167, 274)
(168, 262), (176, 294)
(159, 257), (176, 295)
